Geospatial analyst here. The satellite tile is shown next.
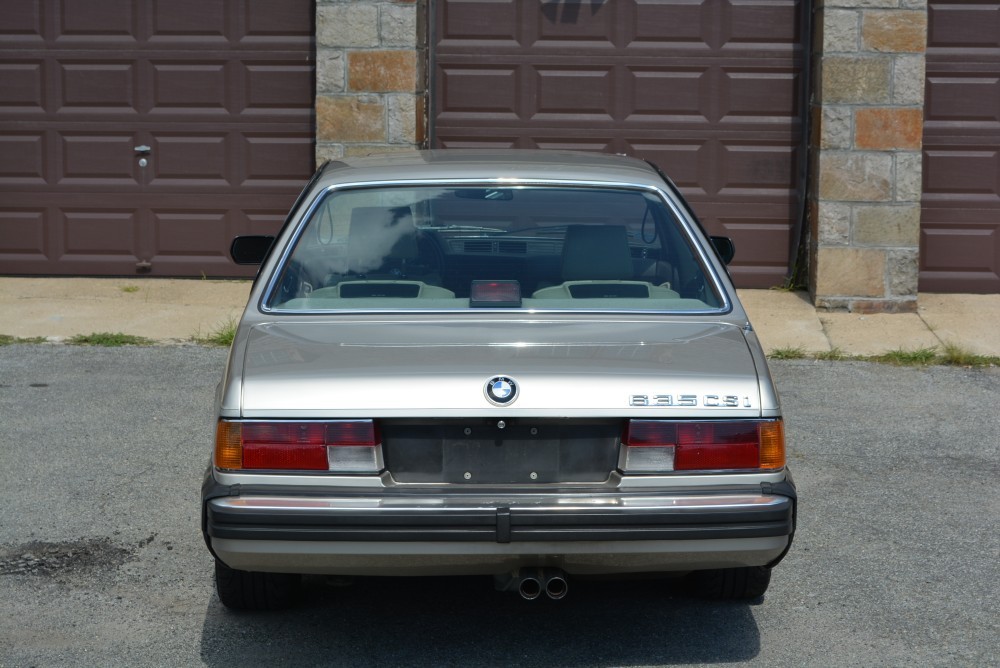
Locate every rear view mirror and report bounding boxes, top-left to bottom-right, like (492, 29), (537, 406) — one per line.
(230, 236), (274, 265)
(710, 236), (736, 265)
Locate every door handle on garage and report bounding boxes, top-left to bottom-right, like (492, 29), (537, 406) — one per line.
(134, 145), (151, 154)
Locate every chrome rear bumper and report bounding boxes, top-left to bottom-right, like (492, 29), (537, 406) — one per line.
(205, 492), (794, 575)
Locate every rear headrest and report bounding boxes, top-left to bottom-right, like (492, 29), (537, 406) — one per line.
(561, 225), (634, 281)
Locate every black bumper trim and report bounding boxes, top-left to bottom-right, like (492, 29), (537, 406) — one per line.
(205, 498), (794, 544)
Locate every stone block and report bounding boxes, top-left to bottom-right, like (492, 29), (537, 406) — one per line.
(316, 95), (385, 143)
(862, 10), (927, 53)
(887, 248), (919, 297)
(317, 4), (379, 49)
(349, 50), (418, 92)
(823, 0), (898, 8)
(345, 145), (418, 158)
(820, 9), (860, 52)
(894, 151), (922, 202)
(818, 152), (893, 202)
(316, 50), (345, 94)
(820, 105), (852, 149)
(381, 3), (418, 47)
(387, 94), (417, 144)
(315, 142), (345, 163)
(893, 55), (925, 105)
(820, 56), (891, 104)
(815, 247), (886, 298)
(854, 107), (923, 150)
(853, 204), (920, 246)
(816, 200), (852, 245)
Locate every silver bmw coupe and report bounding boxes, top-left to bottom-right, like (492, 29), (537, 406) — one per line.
(201, 150), (796, 609)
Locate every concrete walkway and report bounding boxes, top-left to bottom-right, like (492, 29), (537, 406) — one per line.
(0, 277), (997, 357)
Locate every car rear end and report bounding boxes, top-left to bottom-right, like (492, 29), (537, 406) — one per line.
(201, 151), (796, 609)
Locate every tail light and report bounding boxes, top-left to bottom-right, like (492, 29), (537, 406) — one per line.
(215, 420), (382, 473)
(622, 419), (785, 473)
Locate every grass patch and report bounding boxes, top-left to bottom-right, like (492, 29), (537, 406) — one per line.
(767, 343), (997, 368)
(192, 317), (238, 347)
(120, 285), (141, 294)
(814, 347), (848, 361)
(0, 334), (48, 346)
(67, 332), (153, 347)
(867, 347), (938, 366)
(939, 342), (1000, 368)
(768, 346), (807, 360)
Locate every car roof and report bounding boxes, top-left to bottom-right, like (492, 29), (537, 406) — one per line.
(315, 150), (669, 190)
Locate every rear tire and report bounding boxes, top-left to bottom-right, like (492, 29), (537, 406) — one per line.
(214, 558), (300, 610)
(690, 566), (772, 600)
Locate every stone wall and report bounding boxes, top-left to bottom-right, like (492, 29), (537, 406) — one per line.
(315, 0), (426, 161)
(809, 1), (927, 312)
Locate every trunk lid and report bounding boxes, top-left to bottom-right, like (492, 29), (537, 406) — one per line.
(239, 319), (761, 418)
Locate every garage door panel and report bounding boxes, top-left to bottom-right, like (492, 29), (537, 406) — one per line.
(437, 66), (520, 119)
(57, 0), (136, 40)
(0, 1), (43, 40)
(150, 209), (231, 258)
(433, 0), (806, 287)
(150, 62), (228, 113)
(535, 2), (619, 45)
(719, 142), (799, 196)
(720, 68), (801, 122)
(533, 67), (616, 119)
(925, 66), (1000, 128)
(58, 61), (138, 112)
(149, 134), (229, 186)
(923, 146), (1000, 200)
(244, 62), (314, 114)
(0, 209), (47, 257)
(927, 3), (1000, 52)
(624, 67), (708, 122)
(0, 0), (313, 276)
(150, 0), (227, 40)
(242, 134), (314, 187)
(630, 0), (709, 48)
(921, 1), (1000, 292)
(243, 0), (313, 42)
(0, 61), (45, 111)
(61, 208), (140, 258)
(436, 0), (519, 46)
(726, 0), (802, 49)
(59, 134), (139, 187)
(0, 134), (47, 185)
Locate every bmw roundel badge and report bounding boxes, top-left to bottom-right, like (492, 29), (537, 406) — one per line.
(484, 376), (518, 406)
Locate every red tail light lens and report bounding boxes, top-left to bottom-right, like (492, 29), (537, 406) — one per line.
(215, 420), (381, 472)
(623, 419), (785, 473)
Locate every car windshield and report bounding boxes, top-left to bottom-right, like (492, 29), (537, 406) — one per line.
(265, 185), (724, 312)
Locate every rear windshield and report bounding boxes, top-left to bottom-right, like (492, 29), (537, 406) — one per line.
(265, 185), (724, 312)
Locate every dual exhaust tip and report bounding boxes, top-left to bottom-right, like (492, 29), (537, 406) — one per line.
(496, 568), (568, 601)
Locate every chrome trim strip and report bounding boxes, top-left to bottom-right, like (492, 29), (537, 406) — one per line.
(209, 493), (789, 514)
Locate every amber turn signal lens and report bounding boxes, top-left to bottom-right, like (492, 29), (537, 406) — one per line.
(758, 420), (786, 470)
(215, 421), (243, 470)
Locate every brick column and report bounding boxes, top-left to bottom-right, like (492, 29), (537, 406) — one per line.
(314, 0), (427, 162)
(809, 1), (927, 312)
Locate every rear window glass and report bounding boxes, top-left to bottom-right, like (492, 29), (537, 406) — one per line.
(265, 186), (723, 312)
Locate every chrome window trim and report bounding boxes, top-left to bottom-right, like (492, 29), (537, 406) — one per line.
(257, 178), (734, 316)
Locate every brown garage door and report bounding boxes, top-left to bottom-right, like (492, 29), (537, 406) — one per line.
(920, 0), (1000, 293)
(431, 0), (807, 288)
(0, 0), (314, 277)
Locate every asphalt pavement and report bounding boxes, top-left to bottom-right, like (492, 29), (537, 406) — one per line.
(1, 346), (998, 666)
(1, 277), (999, 357)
